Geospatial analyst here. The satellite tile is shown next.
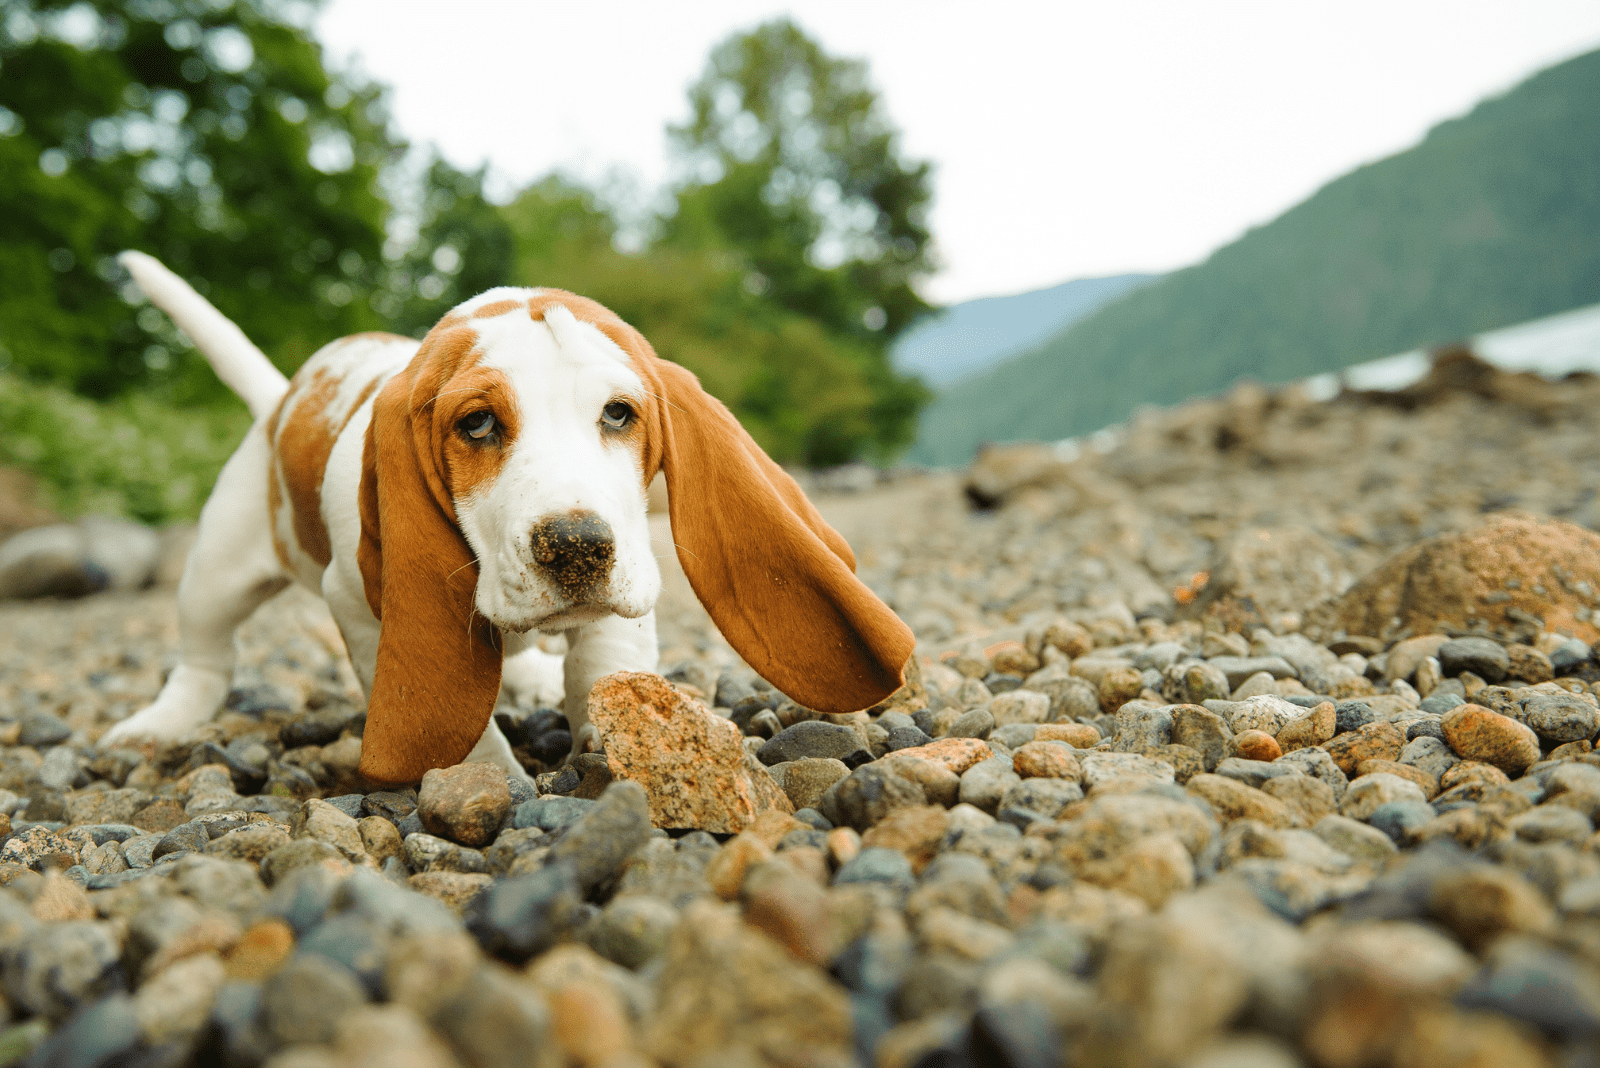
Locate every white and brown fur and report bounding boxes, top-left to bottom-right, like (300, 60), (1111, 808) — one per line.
(104, 252), (915, 785)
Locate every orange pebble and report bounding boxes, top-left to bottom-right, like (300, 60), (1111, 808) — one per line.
(1234, 729), (1282, 762)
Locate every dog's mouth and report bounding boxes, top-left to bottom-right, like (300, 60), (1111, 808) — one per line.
(526, 601), (613, 633)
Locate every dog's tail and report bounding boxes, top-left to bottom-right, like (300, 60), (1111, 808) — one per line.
(118, 251), (289, 421)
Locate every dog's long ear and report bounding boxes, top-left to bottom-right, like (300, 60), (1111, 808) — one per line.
(355, 334), (502, 784)
(641, 358), (915, 713)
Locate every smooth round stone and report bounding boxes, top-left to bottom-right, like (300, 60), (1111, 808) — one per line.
(885, 726), (934, 752)
(1407, 712), (1450, 737)
(1438, 637), (1510, 683)
(1551, 640), (1593, 676)
(1420, 687), (1467, 712)
(513, 796), (594, 833)
(17, 713), (71, 748)
(834, 847), (914, 889)
(757, 721), (862, 765)
(984, 673), (1024, 694)
(1367, 799), (1439, 843)
(1519, 693), (1600, 744)
(794, 808), (831, 831)
(988, 723), (1038, 750)
(1456, 943), (1600, 1040)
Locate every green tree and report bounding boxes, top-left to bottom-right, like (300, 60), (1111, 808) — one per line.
(661, 18), (935, 461)
(386, 155), (516, 337)
(0, 0), (403, 404)
(500, 176), (884, 464)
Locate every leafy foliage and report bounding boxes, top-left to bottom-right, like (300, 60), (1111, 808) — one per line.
(0, 368), (249, 523)
(0, 0), (402, 407)
(915, 49), (1600, 466)
(500, 178), (890, 464)
(2, 7), (937, 523)
(661, 18), (934, 461)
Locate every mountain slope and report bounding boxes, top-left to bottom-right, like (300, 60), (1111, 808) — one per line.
(911, 48), (1600, 466)
(892, 273), (1154, 385)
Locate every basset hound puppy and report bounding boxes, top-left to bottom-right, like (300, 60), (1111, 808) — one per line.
(105, 252), (915, 785)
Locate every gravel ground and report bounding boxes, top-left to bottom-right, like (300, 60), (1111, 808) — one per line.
(3, 354), (1600, 1067)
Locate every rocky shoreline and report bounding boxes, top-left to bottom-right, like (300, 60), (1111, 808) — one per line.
(3, 351), (1600, 1067)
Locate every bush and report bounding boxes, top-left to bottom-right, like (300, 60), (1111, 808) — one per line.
(0, 371), (249, 525)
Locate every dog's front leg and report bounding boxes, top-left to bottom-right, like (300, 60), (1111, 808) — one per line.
(563, 612), (659, 756)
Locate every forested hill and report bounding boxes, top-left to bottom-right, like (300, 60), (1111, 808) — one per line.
(910, 48), (1600, 466)
(890, 273), (1154, 386)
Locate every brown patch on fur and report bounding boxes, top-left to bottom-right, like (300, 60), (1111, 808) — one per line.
(471, 299), (524, 319)
(435, 365), (519, 501)
(356, 318), (507, 784)
(275, 368), (341, 567)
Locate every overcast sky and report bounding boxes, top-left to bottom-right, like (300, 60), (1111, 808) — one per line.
(315, 1), (1600, 305)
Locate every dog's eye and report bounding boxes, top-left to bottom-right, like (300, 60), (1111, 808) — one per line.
(459, 411), (496, 441)
(601, 401), (634, 429)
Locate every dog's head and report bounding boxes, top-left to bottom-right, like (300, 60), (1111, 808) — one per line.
(355, 288), (914, 783)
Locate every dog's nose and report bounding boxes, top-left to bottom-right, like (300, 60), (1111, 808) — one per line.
(530, 510), (615, 597)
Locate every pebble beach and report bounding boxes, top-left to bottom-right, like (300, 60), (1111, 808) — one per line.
(3, 350), (1600, 1067)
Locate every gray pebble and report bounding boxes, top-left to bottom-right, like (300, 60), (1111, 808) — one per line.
(1438, 637), (1510, 682)
(822, 763), (926, 831)
(1213, 758), (1302, 790)
(587, 895), (680, 969)
(988, 723), (1038, 750)
(949, 708), (995, 740)
(1334, 702), (1377, 733)
(886, 726), (934, 751)
(403, 833), (487, 875)
(1456, 942), (1600, 1039)
(1519, 692), (1600, 743)
(260, 952), (368, 1045)
(1208, 656), (1297, 688)
(507, 774), (537, 810)
(545, 780), (653, 894)
(778, 829), (829, 851)
(3, 921), (122, 1021)
(878, 712), (917, 734)
(1276, 747), (1349, 800)
(153, 821), (208, 860)
(514, 796), (596, 833)
(1399, 735), (1459, 779)
(17, 712), (71, 749)
(835, 847), (914, 890)
(1367, 800), (1438, 844)
(1407, 712), (1450, 737)
(69, 823), (142, 846)
(466, 861), (586, 963)
(362, 789), (418, 823)
(121, 834), (160, 869)
(322, 794), (365, 819)
(959, 757), (1023, 815)
(998, 779), (1083, 820)
(794, 808), (831, 830)
(37, 747), (79, 791)
(758, 721), (863, 765)
(1551, 640), (1593, 676)
(208, 982), (275, 1067)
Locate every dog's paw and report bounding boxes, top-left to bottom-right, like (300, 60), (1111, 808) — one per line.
(100, 705), (187, 746)
(570, 723), (602, 758)
(100, 666), (228, 747)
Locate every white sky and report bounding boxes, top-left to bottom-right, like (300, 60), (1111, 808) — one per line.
(315, 0), (1600, 305)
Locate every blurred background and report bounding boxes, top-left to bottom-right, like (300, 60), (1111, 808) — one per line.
(2, 0), (1598, 525)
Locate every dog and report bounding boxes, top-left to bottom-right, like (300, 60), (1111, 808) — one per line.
(105, 252), (915, 785)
